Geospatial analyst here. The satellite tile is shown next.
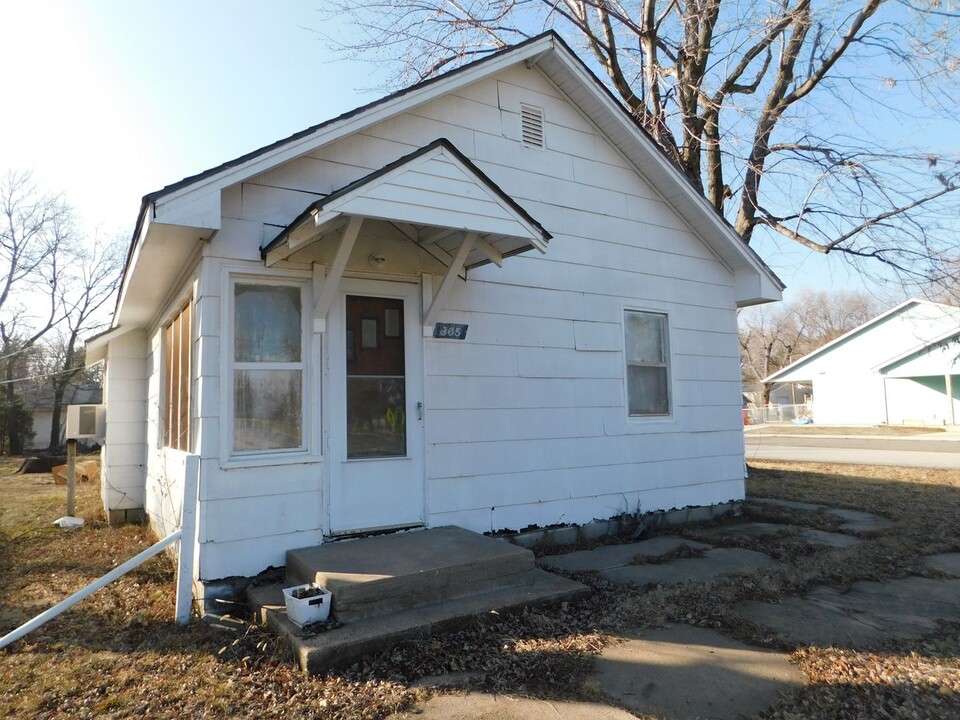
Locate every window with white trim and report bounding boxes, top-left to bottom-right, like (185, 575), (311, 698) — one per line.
(164, 300), (193, 450)
(624, 310), (670, 416)
(232, 282), (305, 452)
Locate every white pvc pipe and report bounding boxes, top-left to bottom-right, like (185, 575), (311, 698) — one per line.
(0, 528), (182, 650)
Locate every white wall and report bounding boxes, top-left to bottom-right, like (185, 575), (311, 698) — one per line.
(177, 63), (747, 580)
(776, 303), (960, 425)
(26, 410), (54, 450)
(884, 377), (960, 426)
(101, 330), (148, 512)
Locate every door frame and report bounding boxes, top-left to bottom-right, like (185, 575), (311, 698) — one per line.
(323, 276), (426, 536)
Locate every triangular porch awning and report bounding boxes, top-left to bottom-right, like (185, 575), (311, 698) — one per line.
(261, 138), (551, 270)
(261, 138), (551, 334)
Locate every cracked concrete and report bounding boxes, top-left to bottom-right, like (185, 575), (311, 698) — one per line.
(590, 625), (804, 720)
(697, 521), (862, 549)
(735, 576), (960, 648)
(750, 497), (893, 534)
(539, 536), (710, 574)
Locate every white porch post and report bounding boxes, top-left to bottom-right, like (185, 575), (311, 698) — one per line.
(947, 374), (955, 426)
(423, 231), (476, 334)
(175, 453), (200, 625)
(312, 215), (364, 333)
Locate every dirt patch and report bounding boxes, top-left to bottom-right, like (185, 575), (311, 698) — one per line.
(628, 542), (707, 565)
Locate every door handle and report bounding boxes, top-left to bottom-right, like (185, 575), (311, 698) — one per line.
(417, 402), (423, 421)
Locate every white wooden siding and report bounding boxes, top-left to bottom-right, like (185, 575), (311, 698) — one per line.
(102, 330), (148, 511)
(181, 62), (747, 579)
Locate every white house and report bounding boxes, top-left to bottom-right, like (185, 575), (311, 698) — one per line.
(764, 299), (960, 426)
(86, 32), (782, 595)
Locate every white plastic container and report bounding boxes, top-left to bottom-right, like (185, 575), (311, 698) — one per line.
(282, 583), (332, 626)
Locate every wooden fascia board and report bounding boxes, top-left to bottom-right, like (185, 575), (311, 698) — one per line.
(113, 205), (154, 329)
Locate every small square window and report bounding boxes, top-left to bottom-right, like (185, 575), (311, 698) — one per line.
(625, 310), (670, 416)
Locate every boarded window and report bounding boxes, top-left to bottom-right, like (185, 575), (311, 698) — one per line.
(233, 283), (304, 452)
(164, 301), (193, 450)
(624, 310), (670, 416)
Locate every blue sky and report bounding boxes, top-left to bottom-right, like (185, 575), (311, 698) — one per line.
(0, 1), (377, 233)
(0, 1), (909, 302)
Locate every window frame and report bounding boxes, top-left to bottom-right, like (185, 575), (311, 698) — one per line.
(623, 308), (672, 419)
(162, 299), (194, 452)
(225, 273), (312, 462)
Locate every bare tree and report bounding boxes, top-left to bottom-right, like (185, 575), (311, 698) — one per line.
(739, 288), (882, 402)
(42, 236), (123, 450)
(0, 170), (71, 453)
(317, 0), (960, 292)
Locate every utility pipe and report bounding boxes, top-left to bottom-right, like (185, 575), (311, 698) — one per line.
(0, 528), (182, 651)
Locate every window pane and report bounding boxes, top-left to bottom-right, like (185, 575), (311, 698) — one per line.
(625, 312), (665, 364)
(234, 369), (302, 451)
(628, 366), (669, 415)
(234, 284), (301, 362)
(164, 302), (192, 450)
(347, 376), (406, 458)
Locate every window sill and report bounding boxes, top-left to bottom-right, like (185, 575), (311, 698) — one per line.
(219, 450), (322, 471)
(622, 415), (681, 433)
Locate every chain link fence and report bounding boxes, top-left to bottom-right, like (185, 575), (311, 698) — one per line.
(744, 403), (814, 425)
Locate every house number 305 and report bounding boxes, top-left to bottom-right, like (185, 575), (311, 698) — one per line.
(433, 323), (469, 339)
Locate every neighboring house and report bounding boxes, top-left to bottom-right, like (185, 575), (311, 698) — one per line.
(85, 32), (782, 596)
(764, 299), (960, 426)
(23, 384), (103, 451)
(768, 382), (811, 406)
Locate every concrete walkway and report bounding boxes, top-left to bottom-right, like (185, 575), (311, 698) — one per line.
(591, 625), (803, 720)
(389, 509), (960, 720)
(540, 536), (779, 585)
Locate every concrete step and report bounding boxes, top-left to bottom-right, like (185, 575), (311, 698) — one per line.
(249, 568), (589, 674)
(286, 526), (536, 623)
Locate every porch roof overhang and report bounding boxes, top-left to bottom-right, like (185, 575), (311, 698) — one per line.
(260, 138), (551, 270)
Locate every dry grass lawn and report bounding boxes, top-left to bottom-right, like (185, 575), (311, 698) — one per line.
(2, 458), (959, 719)
(746, 424), (947, 436)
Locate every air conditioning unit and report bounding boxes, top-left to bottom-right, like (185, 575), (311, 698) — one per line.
(66, 404), (105, 440)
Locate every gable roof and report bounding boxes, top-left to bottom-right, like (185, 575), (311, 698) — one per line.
(262, 138), (551, 269)
(117, 31), (783, 326)
(764, 298), (960, 383)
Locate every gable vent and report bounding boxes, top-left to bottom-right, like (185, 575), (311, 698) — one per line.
(520, 104), (545, 149)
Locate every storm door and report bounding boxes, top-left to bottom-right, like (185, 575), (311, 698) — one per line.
(327, 279), (424, 534)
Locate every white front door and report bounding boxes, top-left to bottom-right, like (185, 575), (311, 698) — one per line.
(327, 278), (425, 534)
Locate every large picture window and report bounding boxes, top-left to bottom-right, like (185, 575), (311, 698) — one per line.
(624, 310), (670, 416)
(164, 301), (193, 450)
(232, 282), (304, 452)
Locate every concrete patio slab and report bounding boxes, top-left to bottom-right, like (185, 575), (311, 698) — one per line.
(698, 522), (862, 549)
(590, 625), (803, 720)
(735, 576), (960, 648)
(251, 569), (589, 674)
(287, 527), (535, 622)
(599, 547), (779, 586)
(750, 497), (892, 534)
(925, 553), (960, 577)
(539, 536), (710, 573)
(387, 693), (636, 719)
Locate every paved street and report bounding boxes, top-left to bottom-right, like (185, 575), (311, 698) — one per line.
(744, 431), (960, 469)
